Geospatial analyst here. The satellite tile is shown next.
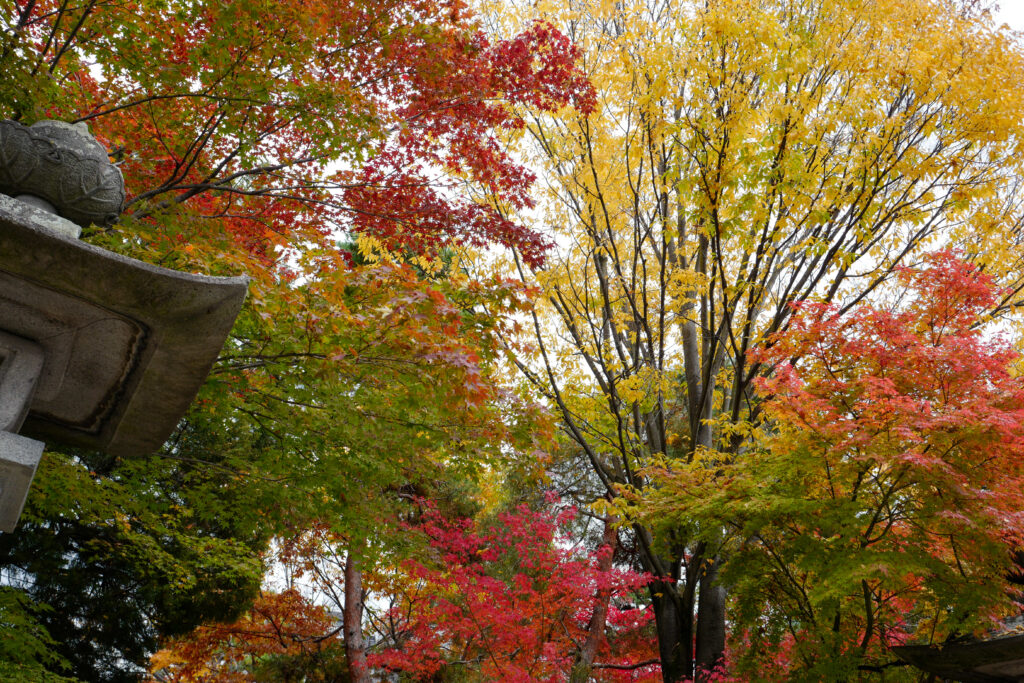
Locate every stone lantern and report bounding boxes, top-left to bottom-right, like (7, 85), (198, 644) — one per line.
(892, 622), (1024, 681)
(0, 119), (248, 532)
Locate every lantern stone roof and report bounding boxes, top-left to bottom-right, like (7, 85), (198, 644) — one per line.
(0, 193), (248, 457)
(892, 618), (1024, 682)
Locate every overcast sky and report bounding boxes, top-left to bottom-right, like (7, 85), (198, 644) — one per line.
(996, 3), (1024, 30)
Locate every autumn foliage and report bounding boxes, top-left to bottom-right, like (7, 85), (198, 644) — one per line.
(370, 501), (659, 682)
(2, 0), (593, 680)
(340, 16), (595, 267)
(5, 0), (592, 271)
(5, 0), (1024, 680)
(498, 0), (1024, 677)
(647, 252), (1024, 677)
(149, 590), (338, 682)
(151, 502), (659, 682)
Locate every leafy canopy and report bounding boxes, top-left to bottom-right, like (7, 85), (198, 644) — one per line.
(643, 252), (1024, 678)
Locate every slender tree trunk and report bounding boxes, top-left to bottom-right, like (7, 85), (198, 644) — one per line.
(686, 312), (728, 680)
(571, 518), (619, 682)
(344, 551), (371, 683)
(695, 560), (727, 681)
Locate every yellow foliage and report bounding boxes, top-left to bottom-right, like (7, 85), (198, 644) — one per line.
(485, 0), (1024, 615)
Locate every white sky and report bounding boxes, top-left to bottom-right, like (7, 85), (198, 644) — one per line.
(996, 2), (1024, 30)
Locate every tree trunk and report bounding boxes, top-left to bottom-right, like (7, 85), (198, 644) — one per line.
(649, 576), (693, 683)
(694, 560), (727, 681)
(571, 519), (619, 682)
(344, 551), (371, 683)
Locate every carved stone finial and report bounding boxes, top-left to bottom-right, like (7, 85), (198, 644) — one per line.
(0, 119), (125, 228)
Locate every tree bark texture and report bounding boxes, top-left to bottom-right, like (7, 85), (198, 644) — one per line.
(344, 551), (371, 683)
(571, 518), (619, 682)
(695, 560), (727, 681)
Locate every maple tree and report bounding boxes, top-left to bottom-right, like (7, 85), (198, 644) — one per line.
(0, 0), (591, 680)
(369, 500), (659, 682)
(486, 0), (1024, 679)
(2, 0), (592, 269)
(210, 258), (559, 683)
(148, 588), (343, 682)
(5, 0), (1024, 680)
(644, 252), (1024, 677)
(150, 499), (661, 682)
(4, 248), (553, 681)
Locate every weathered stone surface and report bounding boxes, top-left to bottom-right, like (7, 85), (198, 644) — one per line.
(0, 193), (248, 457)
(0, 430), (44, 533)
(0, 192), (80, 238)
(0, 119), (124, 228)
(14, 194), (57, 214)
(0, 331), (44, 433)
(893, 630), (1024, 682)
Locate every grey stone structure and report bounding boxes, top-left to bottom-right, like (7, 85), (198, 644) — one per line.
(0, 119), (125, 229)
(0, 331), (45, 531)
(0, 121), (248, 532)
(893, 626), (1024, 682)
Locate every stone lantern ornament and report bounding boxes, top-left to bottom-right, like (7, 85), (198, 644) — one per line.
(0, 119), (125, 233)
(0, 119), (248, 532)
